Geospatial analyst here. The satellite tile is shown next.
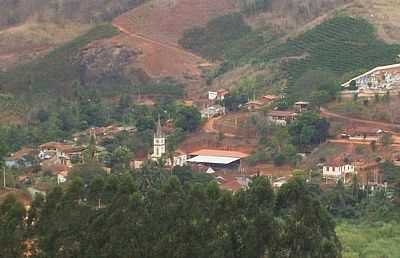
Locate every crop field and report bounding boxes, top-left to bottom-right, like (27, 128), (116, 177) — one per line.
(269, 16), (400, 82)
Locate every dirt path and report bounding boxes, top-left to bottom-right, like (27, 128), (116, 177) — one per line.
(112, 22), (210, 64)
(203, 116), (237, 138)
(328, 139), (400, 148)
(320, 107), (400, 131)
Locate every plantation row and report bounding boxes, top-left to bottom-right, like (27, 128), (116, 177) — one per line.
(262, 16), (400, 99)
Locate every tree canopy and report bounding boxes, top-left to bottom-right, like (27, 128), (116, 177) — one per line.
(1, 166), (342, 258)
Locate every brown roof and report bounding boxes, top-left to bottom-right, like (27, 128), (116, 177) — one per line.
(190, 149), (249, 158)
(262, 95), (280, 101)
(246, 100), (265, 106)
(217, 89), (229, 96)
(40, 142), (85, 153)
(46, 164), (70, 174)
(220, 179), (243, 192)
(7, 147), (35, 161)
(325, 155), (351, 167)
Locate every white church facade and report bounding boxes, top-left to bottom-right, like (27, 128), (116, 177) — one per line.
(151, 117), (187, 167)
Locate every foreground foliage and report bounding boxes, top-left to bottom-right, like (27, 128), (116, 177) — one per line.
(337, 221), (400, 258)
(2, 167), (341, 258)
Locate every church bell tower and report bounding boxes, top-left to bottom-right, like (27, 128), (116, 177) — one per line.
(152, 116), (166, 159)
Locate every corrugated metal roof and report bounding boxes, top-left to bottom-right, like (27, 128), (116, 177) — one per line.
(189, 149), (249, 158)
(187, 155), (240, 165)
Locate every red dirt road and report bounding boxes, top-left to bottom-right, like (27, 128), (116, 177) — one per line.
(203, 116), (237, 138)
(320, 107), (400, 131)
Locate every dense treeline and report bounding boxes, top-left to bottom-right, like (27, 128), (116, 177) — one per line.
(1, 165), (342, 258)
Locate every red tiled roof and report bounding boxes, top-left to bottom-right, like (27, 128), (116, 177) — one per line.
(220, 180), (243, 192)
(46, 164), (70, 174)
(7, 147), (35, 160)
(40, 142), (85, 153)
(262, 95), (280, 101)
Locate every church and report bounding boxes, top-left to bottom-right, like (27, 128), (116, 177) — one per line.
(151, 117), (166, 160)
(151, 117), (187, 166)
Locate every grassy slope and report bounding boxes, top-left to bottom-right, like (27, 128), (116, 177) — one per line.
(0, 24), (118, 98)
(337, 221), (400, 258)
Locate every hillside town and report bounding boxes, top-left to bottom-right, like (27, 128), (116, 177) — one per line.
(3, 1), (400, 257)
(5, 63), (400, 197)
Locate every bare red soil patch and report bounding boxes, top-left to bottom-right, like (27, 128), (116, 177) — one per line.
(111, 0), (238, 84)
(114, 0), (237, 45)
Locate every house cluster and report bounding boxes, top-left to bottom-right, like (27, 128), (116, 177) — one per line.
(131, 118), (256, 191)
(267, 101), (310, 126)
(340, 127), (386, 142)
(73, 125), (136, 143)
(244, 95), (281, 111)
(5, 141), (87, 187)
(201, 89), (230, 119)
(342, 63), (400, 94)
(132, 118), (250, 172)
(4, 124), (137, 189)
(322, 156), (384, 189)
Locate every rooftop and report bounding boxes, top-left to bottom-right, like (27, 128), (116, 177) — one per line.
(6, 147), (35, 161)
(189, 149), (249, 159)
(187, 155), (240, 165)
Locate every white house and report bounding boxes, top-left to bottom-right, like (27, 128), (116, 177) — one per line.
(208, 89), (229, 101)
(267, 111), (298, 126)
(322, 159), (356, 184)
(201, 105), (225, 119)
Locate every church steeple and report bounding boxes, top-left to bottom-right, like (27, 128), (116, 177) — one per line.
(152, 115), (166, 159)
(155, 115), (164, 138)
